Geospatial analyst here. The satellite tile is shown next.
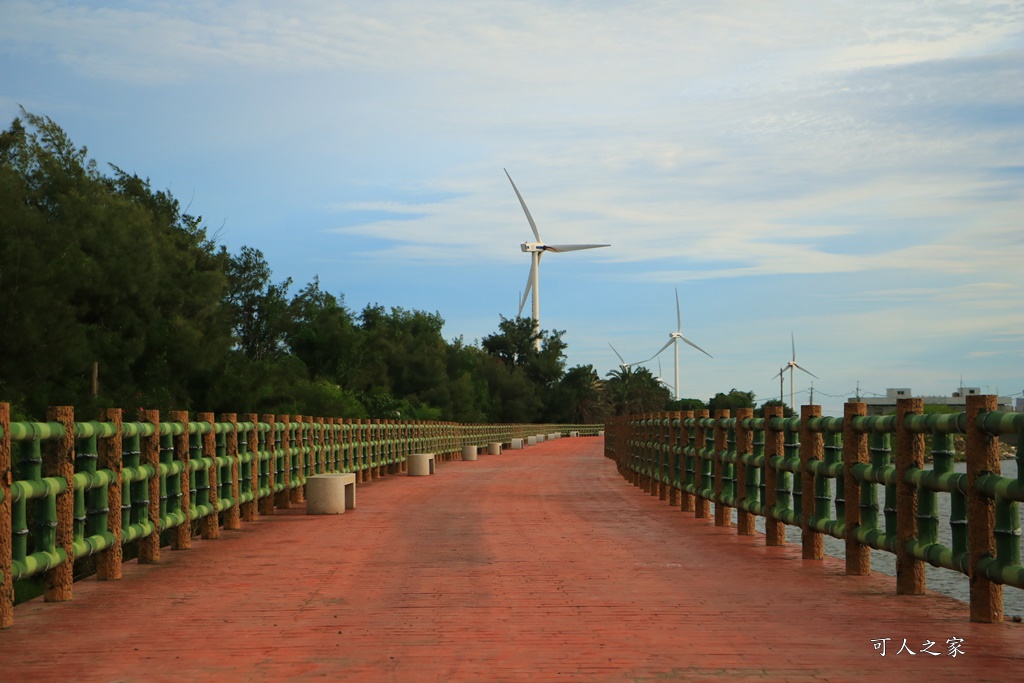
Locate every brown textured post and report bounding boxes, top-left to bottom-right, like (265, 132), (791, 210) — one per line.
(276, 415), (291, 509)
(714, 410), (731, 527)
(290, 415), (305, 503)
(97, 409), (125, 571)
(43, 405), (75, 601)
(679, 410), (695, 512)
(0, 404), (13, 627)
(800, 405), (823, 560)
(764, 404), (785, 546)
(260, 414), (276, 515)
(316, 417), (327, 474)
(197, 412), (220, 539)
(692, 411), (708, 518)
(668, 412), (682, 507)
(356, 419), (368, 483)
(138, 409), (161, 563)
(966, 394), (1002, 623)
(168, 411), (191, 549)
(843, 402), (870, 575)
(374, 419), (384, 478)
(735, 408), (755, 536)
(895, 398), (925, 593)
(219, 413), (240, 530)
(241, 413), (259, 522)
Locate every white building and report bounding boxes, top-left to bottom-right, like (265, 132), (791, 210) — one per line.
(854, 388), (1017, 416)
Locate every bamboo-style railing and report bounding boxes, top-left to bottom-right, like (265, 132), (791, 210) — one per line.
(604, 395), (1023, 624)
(0, 403), (601, 629)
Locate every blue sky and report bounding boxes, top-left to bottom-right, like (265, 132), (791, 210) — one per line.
(1, 1), (1021, 417)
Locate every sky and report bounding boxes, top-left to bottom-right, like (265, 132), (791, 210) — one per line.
(1, 1), (1022, 417)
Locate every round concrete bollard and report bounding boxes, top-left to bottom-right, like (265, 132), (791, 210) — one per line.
(409, 453), (436, 475)
(487, 442), (502, 455)
(306, 475), (348, 514)
(510, 438), (524, 450)
(527, 435), (537, 446)
(461, 445), (478, 461)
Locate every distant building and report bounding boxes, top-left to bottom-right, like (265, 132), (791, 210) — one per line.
(853, 388), (1017, 416)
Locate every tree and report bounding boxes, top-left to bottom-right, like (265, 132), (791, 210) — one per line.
(0, 110), (231, 415)
(707, 389), (755, 414)
(603, 366), (671, 416)
(224, 246), (292, 362)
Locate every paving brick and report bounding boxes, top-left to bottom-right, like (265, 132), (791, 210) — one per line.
(0, 437), (1021, 681)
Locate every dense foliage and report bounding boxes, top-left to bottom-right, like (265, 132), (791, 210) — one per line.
(0, 112), (770, 422)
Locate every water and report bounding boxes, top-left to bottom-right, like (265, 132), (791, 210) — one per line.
(717, 459), (1024, 617)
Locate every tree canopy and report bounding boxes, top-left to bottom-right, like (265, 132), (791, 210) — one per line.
(1, 111), (757, 422)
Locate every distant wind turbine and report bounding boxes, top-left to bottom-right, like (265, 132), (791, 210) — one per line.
(636, 288), (712, 401)
(773, 332), (818, 410)
(505, 169), (609, 349)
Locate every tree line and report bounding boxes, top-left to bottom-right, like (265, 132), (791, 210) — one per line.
(1, 111), (777, 423)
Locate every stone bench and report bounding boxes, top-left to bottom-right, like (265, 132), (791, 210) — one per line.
(461, 445), (478, 461)
(305, 472), (357, 515)
(509, 438), (525, 450)
(409, 452), (437, 475)
(527, 435), (537, 446)
(487, 441), (502, 455)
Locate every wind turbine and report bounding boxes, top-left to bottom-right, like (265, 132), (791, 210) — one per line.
(505, 169), (610, 349)
(636, 288), (712, 400)
(774, 332), (818, 410)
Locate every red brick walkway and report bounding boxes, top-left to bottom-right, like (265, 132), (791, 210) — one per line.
(1, 437), (1021, 682)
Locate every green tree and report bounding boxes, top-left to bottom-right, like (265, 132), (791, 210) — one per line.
(603, 366), (671, 416)
(707, 389), (755, 414)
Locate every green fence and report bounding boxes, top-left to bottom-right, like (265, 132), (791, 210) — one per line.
(604, 395), (1024, 624)
(0, 403), (601, 629)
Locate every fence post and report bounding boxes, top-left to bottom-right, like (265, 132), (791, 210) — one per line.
(197, 412), (219, 539)
(735, 408), (755, 536)
(276, 415), (291, 509)
(714, 409), (731, 527)
(0, 404), (12, 627)
(694, 409), (710, 519)
(260, 414), (276, 515)
(220, 413), (240, 531)
(966, 394), (1002, 623)
(680, 410), (695, 512)
(669, 411), (682, 507)
(895, 398), (925, 593)
(138, 409), (162, 563)
(242, 413), (259, 522)
(168, 411), (191, 549)
(43, 405), (74, 601)
(764, 404), (785, 546)
(843, 402), (869, 574)
(800, 405), (823, 559)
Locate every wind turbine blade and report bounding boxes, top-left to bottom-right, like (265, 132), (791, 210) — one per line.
(772, 368), (785, 380)
(791, 331), (796, 362)
(675, 288), (681, 333)
(543, 244), (610, 253)
(517, 259), (536, 317)
(793, 363), (819, 380)
(504, 169), (542, 243)
(634, 339), (675, 366)
(678, 334), (713, 359)
(608, 343), (627, 367)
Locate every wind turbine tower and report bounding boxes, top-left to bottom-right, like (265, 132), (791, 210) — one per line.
(504, 169), (609, 349)
(636, 288), (712, 401)
(774, 332), (818, 410)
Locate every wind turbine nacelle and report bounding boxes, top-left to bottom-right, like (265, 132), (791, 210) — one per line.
(521, 242), (546, 253)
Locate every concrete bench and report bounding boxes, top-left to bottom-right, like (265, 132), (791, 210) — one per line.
(305, 473), (357, 515)
(509, 438), (525, 450)
(569, 430), (579, 437)
(461, 445), (478, 461)
(548, 432), (559, 441)
(527, 435), (537, 446)
(487, 442), (502, 455)
(409, 452), (436, 475)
